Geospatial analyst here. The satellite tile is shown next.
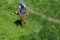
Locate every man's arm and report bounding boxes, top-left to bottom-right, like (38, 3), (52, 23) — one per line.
(24, 5), (28, 14)
(18, 6), (22, 16)
(18, 6), (21, 14)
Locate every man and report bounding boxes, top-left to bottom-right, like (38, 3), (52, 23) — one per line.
(16, 2), (28, 26)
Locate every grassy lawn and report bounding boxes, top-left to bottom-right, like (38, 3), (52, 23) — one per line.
(24, 0), (60, 20)
(0, 0), (60, 40)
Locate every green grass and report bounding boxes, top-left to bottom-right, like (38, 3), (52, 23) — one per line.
(0, 0), (60, 40)
(24, 0), (60, 20)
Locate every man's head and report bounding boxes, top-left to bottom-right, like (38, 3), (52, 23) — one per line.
(20, 2), (25, 8)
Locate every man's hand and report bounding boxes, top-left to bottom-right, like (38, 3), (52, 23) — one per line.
(16, 11), (19, 15)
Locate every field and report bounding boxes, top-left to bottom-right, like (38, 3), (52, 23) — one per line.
(0, 0), (60, 40)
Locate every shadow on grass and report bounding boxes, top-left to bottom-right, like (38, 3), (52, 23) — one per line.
(14, 19), (22, 27)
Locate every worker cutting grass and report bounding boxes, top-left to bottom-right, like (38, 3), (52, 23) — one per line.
(16, 2), (28, 27)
